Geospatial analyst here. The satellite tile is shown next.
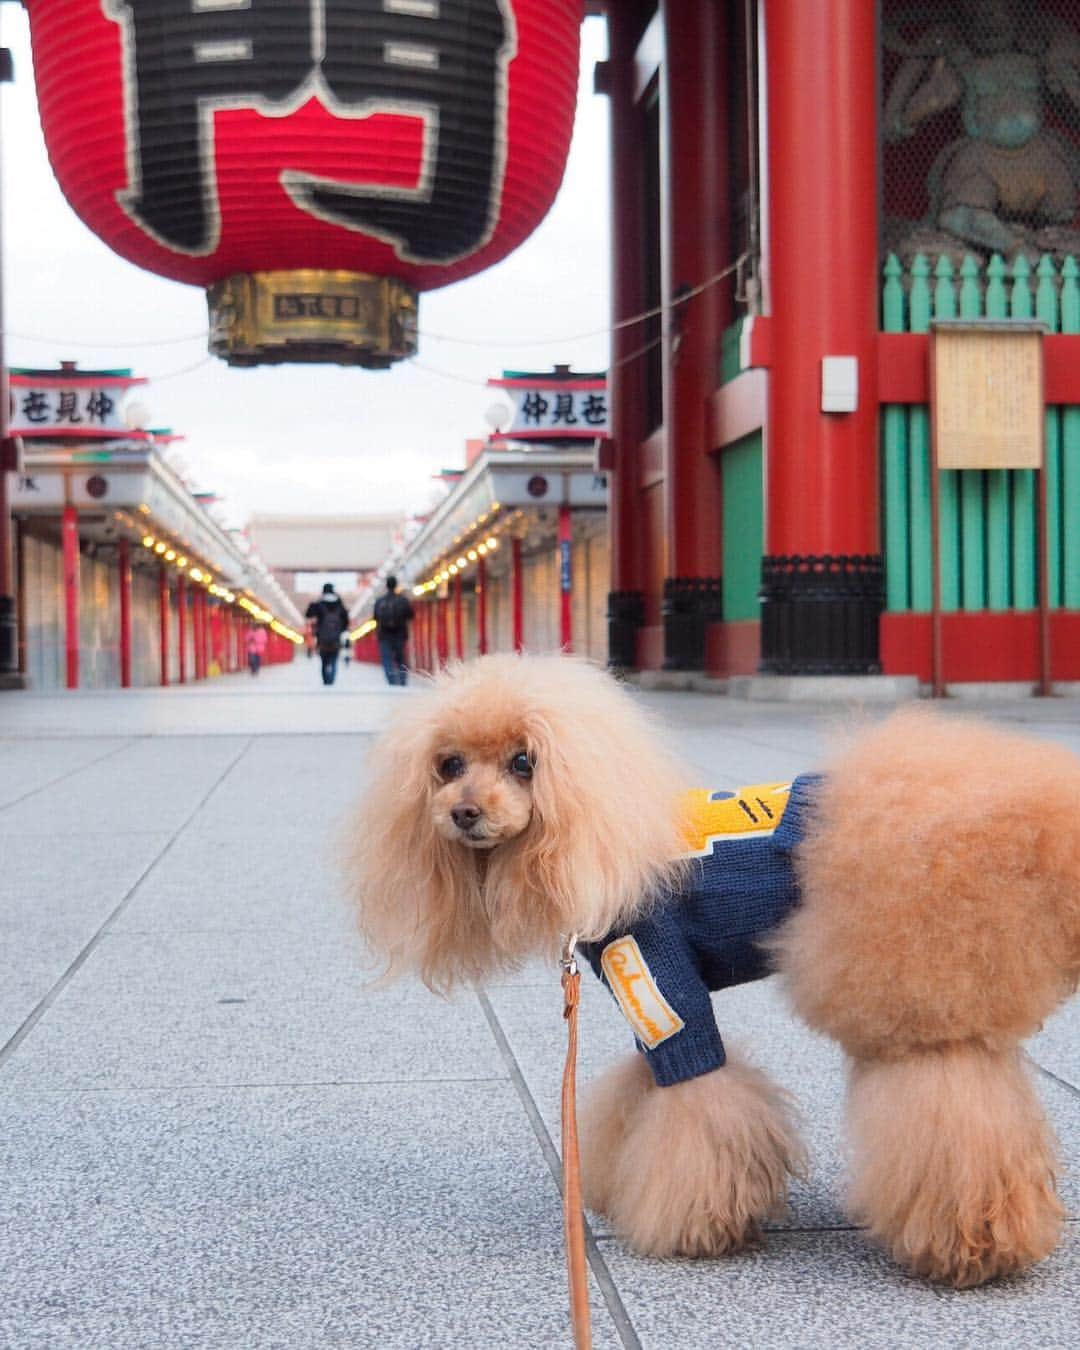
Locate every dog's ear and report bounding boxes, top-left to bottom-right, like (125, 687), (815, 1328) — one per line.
(344, 695), (499, 992)
(490, 666), (690, 944)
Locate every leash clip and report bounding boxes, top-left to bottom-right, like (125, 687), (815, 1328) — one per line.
(560, 932), (579, 978)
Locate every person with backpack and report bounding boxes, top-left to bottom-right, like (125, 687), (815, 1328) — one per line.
(373, 575), (414, 686)
(305, 582), (351, 686)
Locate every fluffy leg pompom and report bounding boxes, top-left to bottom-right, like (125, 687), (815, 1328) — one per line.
(580, 1050), (806, 1257)
(847, 1043), (1064, 1288)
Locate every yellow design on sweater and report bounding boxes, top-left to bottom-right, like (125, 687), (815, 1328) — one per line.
(679, 782), (793, 856)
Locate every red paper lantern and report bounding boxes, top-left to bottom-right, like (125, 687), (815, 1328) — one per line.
(25, 0), (582, 366)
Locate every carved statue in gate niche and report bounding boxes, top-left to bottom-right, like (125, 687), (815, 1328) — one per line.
(884, 0), (1080, 262)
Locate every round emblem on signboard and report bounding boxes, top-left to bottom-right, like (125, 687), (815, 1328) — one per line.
(86, 474), (109, 499)
(527, 474), (548, 498)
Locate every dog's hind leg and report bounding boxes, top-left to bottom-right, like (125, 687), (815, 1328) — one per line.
(580, 1049), (805, 1257)
(846, 1042), (1064, 1288)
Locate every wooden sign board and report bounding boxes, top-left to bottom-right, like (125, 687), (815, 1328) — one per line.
(931, 322), (1044, 470)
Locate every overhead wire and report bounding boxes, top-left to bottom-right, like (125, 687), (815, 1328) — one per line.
(0, 253), (749, 361)
(1, 327), (210, 348)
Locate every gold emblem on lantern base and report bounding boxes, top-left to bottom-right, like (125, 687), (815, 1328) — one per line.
(207, 270), (419, 368)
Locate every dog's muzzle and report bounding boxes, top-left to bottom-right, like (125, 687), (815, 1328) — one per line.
(450, 803), (497, 847)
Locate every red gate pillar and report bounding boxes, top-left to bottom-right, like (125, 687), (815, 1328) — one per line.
(158, 566), (169, 687)
(453, 574), (464, 661)
(511, 537), (524, 653)
(118, 537), (132, 689)
(660, 0), (726, 671)
(476, 556), (488, 656)
(61, 504), (79, 690)
(601, 2), (647, 668)
(558, 503), (572, 652)
(762, 0), (882, 674)
(176, 573), (187, 683)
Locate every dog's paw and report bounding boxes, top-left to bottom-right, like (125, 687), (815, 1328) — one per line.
(847, 1045), (1065, 1287)
(581, 1050), (805, 1258)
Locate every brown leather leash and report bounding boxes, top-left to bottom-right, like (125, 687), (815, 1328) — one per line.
(560, 935), (592, 1350)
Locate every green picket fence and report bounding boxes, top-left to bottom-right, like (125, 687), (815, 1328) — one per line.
(881, 252), (1080, 614)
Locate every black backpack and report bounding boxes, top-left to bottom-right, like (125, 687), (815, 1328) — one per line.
(375, 593), (408, 635)
(317, 604), (345, 648)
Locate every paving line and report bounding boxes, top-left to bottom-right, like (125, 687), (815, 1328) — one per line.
(0, 736), (256, 1071)
(0, 737), (135, 811)
(475, 987), (643, 1350)
(1029, 1057), (1080, 1101)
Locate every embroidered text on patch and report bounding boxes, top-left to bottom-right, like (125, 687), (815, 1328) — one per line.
(600, 936), (685, 1049)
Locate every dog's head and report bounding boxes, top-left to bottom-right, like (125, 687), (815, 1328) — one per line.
(347, 653), (690, 991)
(429, 735), (536, 851)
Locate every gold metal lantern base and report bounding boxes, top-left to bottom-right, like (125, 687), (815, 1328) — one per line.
(207, 270), (419, 368)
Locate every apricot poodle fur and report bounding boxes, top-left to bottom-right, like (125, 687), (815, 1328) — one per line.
(348, 653), (1080, 1288)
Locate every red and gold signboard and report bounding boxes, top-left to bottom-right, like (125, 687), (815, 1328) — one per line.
(25, 0), (582, 366)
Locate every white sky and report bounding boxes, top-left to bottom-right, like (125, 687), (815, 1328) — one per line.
(0, 11), (611, 529)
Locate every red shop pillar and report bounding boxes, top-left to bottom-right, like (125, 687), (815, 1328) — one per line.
(199, 589), (208, 678)
(762, 0), (882, 675)
(176, 573), (188, 683)
(118, 536), (132, 689)
(511, 537), (524, 653)
(61, 504), (79, 690)
(558, 503), (572, 652)
(598, 3), (647, 669)
(412, 602), (423, 673)
(660, 0), (726, 671)
(420, 601), (431, 672)
(158, 566), (170, 687)
(195, 590), (207, 679)
(476, 556), (488, 656)
(436, 594), (449, 668)
(453, 575), (464, 661)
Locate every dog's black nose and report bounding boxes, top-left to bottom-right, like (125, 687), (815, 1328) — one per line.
(451, 804), (482, 831)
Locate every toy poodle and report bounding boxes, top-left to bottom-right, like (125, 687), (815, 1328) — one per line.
(347, 653), (1080, 1288)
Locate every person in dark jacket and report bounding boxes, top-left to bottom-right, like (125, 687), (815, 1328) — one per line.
(305, 583), (351, 686)
(373, 575), (414, 686)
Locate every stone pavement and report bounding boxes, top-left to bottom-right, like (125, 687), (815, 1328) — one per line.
(0, 658), (1077, 1349)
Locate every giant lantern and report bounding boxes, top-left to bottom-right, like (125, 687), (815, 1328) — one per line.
(24, 0), (582, 367)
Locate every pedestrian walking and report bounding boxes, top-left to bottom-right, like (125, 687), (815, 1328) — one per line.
(373, 575), (414, 686)
(245, 624), (267, 676)
(305, 583), (351, 686)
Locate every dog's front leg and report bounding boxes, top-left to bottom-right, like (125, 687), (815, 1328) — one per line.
(579, 1049), (806, 1257)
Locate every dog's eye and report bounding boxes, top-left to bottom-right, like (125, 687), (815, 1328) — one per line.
(438, 754), (466, 781)
(509, 751), (534, 781)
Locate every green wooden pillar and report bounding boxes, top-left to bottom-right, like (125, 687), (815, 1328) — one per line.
(1062, 258), (1080, 609)
(1036, 257), (1061, 610)
(881, 254), (909, 611)
(909, 255), (932, 612)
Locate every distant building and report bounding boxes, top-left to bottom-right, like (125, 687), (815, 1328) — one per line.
(8, 365), (303, 689)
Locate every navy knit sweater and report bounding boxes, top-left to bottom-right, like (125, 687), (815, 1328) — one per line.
(579, 773), (822, 1087)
